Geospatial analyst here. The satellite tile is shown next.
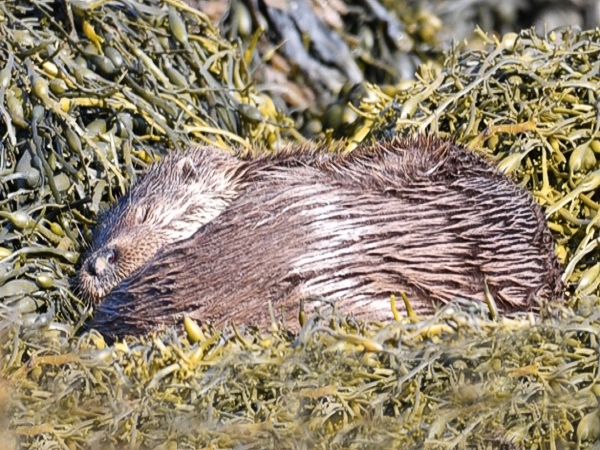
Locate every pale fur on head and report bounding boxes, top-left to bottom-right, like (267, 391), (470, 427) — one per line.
(77, 146), (248, 302)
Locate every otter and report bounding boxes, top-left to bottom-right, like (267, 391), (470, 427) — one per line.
(79, 137), (563, 339)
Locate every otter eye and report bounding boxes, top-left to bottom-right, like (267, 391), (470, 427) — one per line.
(135, 206), (150, 223)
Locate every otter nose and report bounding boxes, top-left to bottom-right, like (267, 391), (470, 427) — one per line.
(87, 249), (115, 277)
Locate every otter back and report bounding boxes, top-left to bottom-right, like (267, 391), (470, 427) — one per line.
(85, 137), (563, 339)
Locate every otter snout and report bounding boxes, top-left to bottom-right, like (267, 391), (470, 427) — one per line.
(78, 248), (120, 303)
(86, 249), (116, 277)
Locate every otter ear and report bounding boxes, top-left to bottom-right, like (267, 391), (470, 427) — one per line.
(175, 156), (198, 179)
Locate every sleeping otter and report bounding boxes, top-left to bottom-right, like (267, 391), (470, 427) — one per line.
(78, 137), (563, 339)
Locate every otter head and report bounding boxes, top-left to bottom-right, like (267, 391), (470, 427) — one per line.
(77, 146), (247, 303)
(77, 218), (170, 302)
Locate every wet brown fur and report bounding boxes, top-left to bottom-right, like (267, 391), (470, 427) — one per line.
(82, 137), (563, 339)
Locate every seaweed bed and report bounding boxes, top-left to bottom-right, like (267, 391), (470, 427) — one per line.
(0, 0), (599, 448)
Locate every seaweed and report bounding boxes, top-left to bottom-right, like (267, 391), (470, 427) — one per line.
(0, 0), (599, 447)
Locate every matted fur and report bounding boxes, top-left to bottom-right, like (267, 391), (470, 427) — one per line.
(81, 137), (563, 338)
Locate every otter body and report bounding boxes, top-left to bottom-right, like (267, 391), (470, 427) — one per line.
(80, 137), (562, 339)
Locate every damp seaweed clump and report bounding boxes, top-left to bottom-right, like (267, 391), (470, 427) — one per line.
(216, 0), (599, 138)
(3, 298), (600, 448)
(0, 0), (599, 447)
